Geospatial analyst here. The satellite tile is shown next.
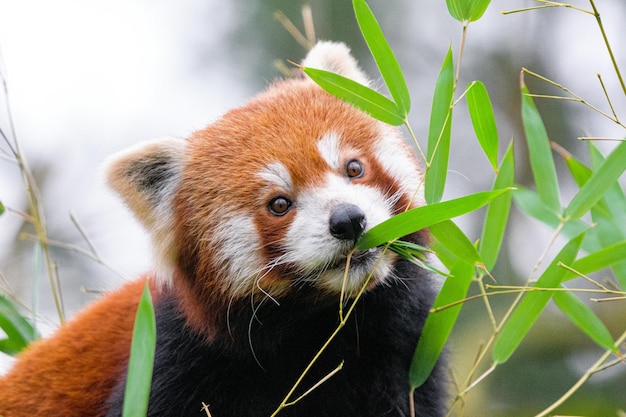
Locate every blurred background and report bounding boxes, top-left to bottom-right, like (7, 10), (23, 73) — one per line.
(0, 0), (625, 415)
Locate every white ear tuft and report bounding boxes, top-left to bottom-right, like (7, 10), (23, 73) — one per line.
(301, 41), (372, 87)
(104, 137), (185, 283)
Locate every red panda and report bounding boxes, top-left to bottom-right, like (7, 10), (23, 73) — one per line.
(0, 42), (446, 417)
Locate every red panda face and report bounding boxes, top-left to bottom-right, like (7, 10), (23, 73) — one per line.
(105, 42), (424, 334)
(175, 81), (423, 302)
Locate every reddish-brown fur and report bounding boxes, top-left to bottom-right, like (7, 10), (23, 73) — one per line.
(0, 278), (157, 417)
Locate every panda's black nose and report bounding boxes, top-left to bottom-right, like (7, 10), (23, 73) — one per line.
(329, 203), (367, 242)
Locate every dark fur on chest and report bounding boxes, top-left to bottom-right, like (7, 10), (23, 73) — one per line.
(105, 260), (446, 417)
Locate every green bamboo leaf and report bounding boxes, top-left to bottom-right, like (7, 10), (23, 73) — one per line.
(410, 261), (474, 388)
(558, 147), (611, 218)
(566, 240), (626, 281)
(123, 283), (156, 417)
(0, 295), (38, 356)
(425, 46), (454, 204)
(589, 142), (626, 236)
(466, 81), (498, 171)
(430, 236), (460, 271)
(552, 290), (616, 351)
(589, 143), (626, 288)
(387, 241), (446, 276)
(430, 220), (482, 267)
(446, 0), (492, 22)
(479, 142), (514, 271)
(492, 233), (584, 364)
(303, 67), (404, 125)
(0, 200), (4, 215)
(548, 146), (609, 254)
(358, 189), (511, 250)
(564, 140), (626, 220)
(563, 150), (592, 188)
(352, 0), (410, 115)
(521, 83), (561, 213)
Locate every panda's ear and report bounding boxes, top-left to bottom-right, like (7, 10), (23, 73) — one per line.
(104, 137), (185, 281)
(301, 41), (372, 88)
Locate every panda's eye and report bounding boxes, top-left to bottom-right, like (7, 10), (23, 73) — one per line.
(346, 159), (364, 178)
(268, 196), (292, 216)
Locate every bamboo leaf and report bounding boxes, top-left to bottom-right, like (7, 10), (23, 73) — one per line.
(558, 147), (611, 218)
(303, 67), (404, 125)
(521, 83), (561, 213)
(123, 283), (156, 417)
(566, 240), (626, 281)
(589, 142), (626, 235)
(353, 0), (410, 115)
(564, 140), (626, 220)
(430, 236), (460, 271)
(358, 188), (511, 250)
(563, 149), (592, 188)
(0, 200), (4, 215)
(425, 46), (455, 204)
(410, 261), (474, 388)
(0, 295), (38, 356)
(493, 233), (584, 364)
(588, 143), (626, 289)
(446, 0), (492, 22)
(479, 142), (514, 271)
(466, 81), (498, 171)
(553, 290), (616, 351)
(430, 220), (482, 267)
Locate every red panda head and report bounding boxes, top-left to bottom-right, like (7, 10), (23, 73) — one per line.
(106, 42), (425, 337)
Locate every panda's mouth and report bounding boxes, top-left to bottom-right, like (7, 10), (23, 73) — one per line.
(332, 247), (379, 269)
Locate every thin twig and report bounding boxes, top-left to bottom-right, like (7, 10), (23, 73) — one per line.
(70, 211), (102, 260)
(273, 10), (312, 51)
(19, 233), (129, 280)
(523, 68), (625, 129)
(579, 137), (625, 142)
(301, 5), (316, 46)
(271, 247), (391, 416)
(200, 402), (213, 417)
(596, 73), (618, 120)
(591, 296), (626, 302)
(403, 121), (427, 165)
(283, 361), (344, 407)
(558, 262), (614, 292)
(535, 329), (626, 417)
(477, 277), (497, 330)
(458, 363), (496, 398)
(1, 64), (65, 322)
(589, 0), (626, 95)
(455, 23), (468, 87)
(502, 1), (592, 16)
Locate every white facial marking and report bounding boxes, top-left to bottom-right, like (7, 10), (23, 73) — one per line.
(257, 162), (292, 191)
(283, 173), (395, 294)
(316, 132), (342, 170)
(212, 214), (265, 296)
(375, 125), (425, 207)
